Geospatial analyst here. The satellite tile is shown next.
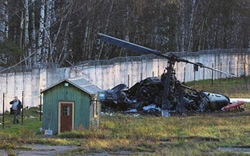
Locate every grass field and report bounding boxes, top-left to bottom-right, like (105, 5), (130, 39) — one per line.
(0, 77), (249, 156)
(186, 76), (250, 98)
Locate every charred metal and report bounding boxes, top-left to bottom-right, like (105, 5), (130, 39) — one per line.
(97, 33), (235, 116)
(99, 74), (230, 114)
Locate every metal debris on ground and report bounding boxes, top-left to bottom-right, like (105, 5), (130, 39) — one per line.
(99, 76), (241, 116)
(97, 33), (244, 116)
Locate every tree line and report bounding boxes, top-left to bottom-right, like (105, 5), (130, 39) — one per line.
(0, 0), (249, 68)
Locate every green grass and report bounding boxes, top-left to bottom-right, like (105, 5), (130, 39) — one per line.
(0, 106), (249, 155)
(57, 108), (250, 156)
(0, 78), (250, 155)
(186, 76), (250, 97)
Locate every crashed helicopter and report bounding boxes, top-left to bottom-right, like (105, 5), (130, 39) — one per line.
(97, 33), (236, 116)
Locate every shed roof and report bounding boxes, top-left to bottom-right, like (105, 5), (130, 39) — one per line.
(41, 78), (102, 95)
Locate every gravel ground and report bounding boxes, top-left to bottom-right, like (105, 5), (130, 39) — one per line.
(0, 144), (78, 156)
(0, 145), (249, 155)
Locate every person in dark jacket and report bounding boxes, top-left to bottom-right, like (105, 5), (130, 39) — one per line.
(10, 96), (22, 124)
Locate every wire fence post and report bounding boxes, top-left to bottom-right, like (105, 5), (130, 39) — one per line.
(203, 68), (205, 87)
(193, 70), (196, 87)
(183, 67), (186, 83)
(236, 60), (239, 77)
(211, 63), (214, 86)
(220, 62), (222, 79)
(22, 91), (24, 125)
(244, 61), (246, 77)
(244, 61), (248, 89)
(128, 75), (130, 88)
(2, 93), (5, 129)
(40, 89), (42, 122)
(228, 61), (231, 81)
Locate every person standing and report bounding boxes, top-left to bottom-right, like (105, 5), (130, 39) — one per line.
(10, 96), (22, 124)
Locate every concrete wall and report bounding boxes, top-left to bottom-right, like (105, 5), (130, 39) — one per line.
(0, 49), (249, 112)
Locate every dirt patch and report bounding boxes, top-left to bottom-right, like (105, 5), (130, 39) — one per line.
(163, 136), (220, 142)
(0, 144), (78, 156)
(218, 147), (250, 154)
(85, 151), (134, 156)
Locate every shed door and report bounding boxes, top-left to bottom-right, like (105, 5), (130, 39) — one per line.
(59, 102), (74, 133)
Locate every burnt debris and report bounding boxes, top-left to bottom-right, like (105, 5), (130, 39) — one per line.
(97, 33), (233, 116)
(99, 74), (231, 115)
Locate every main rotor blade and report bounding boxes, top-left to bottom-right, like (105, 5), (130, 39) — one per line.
(174, 58), (233, 77)
(190, 61), (234, 77)
(98, 33), (233, 77)
(98, 33), (170, 59)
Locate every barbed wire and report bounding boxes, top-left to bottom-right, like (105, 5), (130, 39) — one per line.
(1, 48), (249, 73)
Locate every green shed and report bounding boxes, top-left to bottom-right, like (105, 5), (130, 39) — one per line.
(41, 78), (102, 134)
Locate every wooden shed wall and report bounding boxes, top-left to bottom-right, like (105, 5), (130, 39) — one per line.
(43, 82), (91, 133)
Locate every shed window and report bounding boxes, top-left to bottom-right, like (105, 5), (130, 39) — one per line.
(63, 106), (70, 116)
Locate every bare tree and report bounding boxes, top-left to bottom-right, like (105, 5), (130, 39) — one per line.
(1, 0), (250, 67)
(187, 0), (197, 52)
(30, 0), (36, 67)
(37, 0), (45, 66)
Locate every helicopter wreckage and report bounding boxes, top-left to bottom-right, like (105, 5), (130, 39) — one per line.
(97, 33), (244, 116)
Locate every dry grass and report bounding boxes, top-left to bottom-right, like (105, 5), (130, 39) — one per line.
(0, 77), (250, 155)
(59, 107), (250, 155)
(0, 106), (249, 155)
